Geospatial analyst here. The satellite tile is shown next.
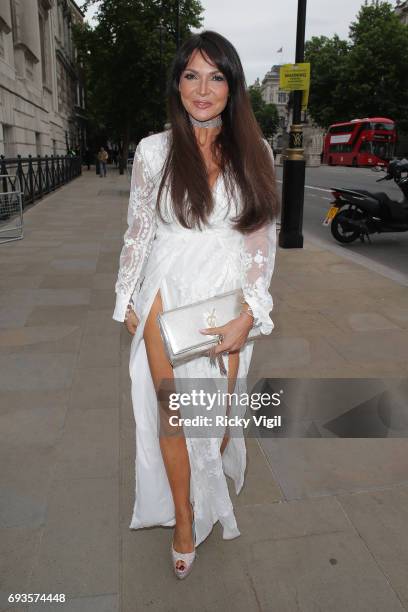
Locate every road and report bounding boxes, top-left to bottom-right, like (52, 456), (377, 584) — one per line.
(274, 164), (408, 283)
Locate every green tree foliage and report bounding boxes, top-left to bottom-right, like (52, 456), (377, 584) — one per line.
(304, 35), (350, 128)
(305, 1), (408, 131)
(347, 1), (408, 131)
(248, 86), (279, 139)
(74, 0), (203, 169)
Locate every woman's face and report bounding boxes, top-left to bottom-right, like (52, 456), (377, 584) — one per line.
(179, 49), (229, 122)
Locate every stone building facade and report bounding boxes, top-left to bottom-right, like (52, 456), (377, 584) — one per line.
(395, 0), (408, 25)
(0, 0), (86, 158)
(255, 64), (324, 165)
(254, 65), (290, 151)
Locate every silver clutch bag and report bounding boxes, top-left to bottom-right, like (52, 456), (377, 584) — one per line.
(157, 289), (262, 375)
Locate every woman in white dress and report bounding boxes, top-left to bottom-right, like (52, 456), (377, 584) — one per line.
(112, 30), (279, 579)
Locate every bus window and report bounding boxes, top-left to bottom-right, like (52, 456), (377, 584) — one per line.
(359, 141), (372, 152)
(371, 122), (395, 131)
(330, 143), (353, 153)
(372, 142), (393, 159)
(330, 124), (355, 134)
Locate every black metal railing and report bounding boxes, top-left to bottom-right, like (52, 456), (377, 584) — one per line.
(0, 154), (82, 208)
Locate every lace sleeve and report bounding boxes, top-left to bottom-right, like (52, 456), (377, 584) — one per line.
(112, 140), (157, 322)
(239, 140), (277, 335)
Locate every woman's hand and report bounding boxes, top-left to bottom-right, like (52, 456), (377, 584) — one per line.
(199, 312), (254, 355)
(124, 308), (140, 336)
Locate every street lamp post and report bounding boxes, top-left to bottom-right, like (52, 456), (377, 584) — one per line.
(279, 0), (307, 249)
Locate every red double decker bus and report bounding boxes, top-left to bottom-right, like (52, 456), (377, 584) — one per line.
(323, 117), (396, 167)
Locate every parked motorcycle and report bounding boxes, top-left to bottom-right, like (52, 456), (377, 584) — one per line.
(323, 159), (408, 244)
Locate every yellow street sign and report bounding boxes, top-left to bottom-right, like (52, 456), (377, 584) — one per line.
(279, 63), (310, 91)
(279, 63), (310, 110)
(301, 86), (309, 111)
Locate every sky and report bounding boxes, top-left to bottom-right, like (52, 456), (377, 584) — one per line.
(82, 0), (400, 85)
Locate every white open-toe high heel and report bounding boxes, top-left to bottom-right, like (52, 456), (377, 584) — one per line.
(171, 502), (197, 580)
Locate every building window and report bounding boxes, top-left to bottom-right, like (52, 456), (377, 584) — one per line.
(0, 30), (4, 59)
(39, 12), (50, 86)
(10, 0), (19, 41)
(52, 139), (57, 155)
(67, 19), (73, 59)
(2, 124), (14, 157)
(35, 132), (42, 155)
(64, 14), (69, 53)
(278, 92), (287, 104)
(57, 60), (66, 113)
(58, 2), (63, 40)
(25, 54), (35, 80)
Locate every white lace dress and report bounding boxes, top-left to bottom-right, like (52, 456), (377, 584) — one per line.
(112, 130), (277, 547)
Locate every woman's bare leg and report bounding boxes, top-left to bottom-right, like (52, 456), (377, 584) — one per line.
(143, 289), (194, 557)
(143, 289), (240, 555)
(220, 350), (239, 454)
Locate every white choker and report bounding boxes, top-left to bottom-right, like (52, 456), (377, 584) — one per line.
(189, 113), (222, 128)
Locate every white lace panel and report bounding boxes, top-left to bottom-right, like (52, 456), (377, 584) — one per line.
(240, 140), (277, 335)
(112, 141), (158, 322)
(240, 220), (277, 334)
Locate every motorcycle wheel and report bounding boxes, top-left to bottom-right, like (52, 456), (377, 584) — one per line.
(331, 208), (364, 244)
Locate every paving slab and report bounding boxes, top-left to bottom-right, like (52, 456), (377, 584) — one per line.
(77, 331), (120, 368)
(53, 408), (118, 481)
(28, 477), (119, 597)
(27, 594), (118, 612)
(38, 274), (94, 289)
(25, 304), (89, 327)
(0, 326), (82, 356)
(257, 439), (408, 500)
(68, 365), (119, 412)
(0, 353), (76, 392)
(0, 527), (42, 610)
(337, 484), (408, 609)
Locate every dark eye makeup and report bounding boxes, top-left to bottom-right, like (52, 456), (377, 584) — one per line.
(183, 72), (225, 82)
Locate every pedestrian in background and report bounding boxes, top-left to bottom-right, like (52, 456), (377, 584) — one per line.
(112, 147), (119, 167)
(84, 148), (92, 170)
(98, 146), (108, 177)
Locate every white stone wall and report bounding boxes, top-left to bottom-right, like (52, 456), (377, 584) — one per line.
(303, 125), (324, 167)
(260, 65), (289, 130)
(0, 0), (85, 158)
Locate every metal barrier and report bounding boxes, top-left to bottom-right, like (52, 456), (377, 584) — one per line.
(0, 174), (23, 244)
(0, 154), (82, 209)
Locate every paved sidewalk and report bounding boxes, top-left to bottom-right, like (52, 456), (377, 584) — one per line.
(0, 169), (407, 612)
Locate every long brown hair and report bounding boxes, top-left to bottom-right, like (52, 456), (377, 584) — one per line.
(156, 30), (280, 234)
